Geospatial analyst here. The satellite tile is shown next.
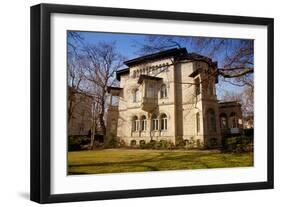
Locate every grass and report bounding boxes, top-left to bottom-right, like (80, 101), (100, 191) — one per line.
(68, 149), (253, 175)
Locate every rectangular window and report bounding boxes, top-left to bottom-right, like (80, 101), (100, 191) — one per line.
(147, 84), (155, 98)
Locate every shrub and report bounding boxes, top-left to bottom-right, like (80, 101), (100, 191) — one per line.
(175, 138), (204, 149)
(143, 140), (157, 149)
(139, 140), (146, 149)
(186, 137), (196, 149)
(244, 128), (254, 137)
(221, 136), (253, 153)
(175, 139), (186, 149)
(68, 136), (91, 151)
(139, 140), (174, 150)
(118, 139), (126, 147)
(196, 139), (204, 149)
(209, 138), (218, 148)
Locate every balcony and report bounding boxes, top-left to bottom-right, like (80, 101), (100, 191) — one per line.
(141, 97), (157, 112)
(137, 75), (162, 112)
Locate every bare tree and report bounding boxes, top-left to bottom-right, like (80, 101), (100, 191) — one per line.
(81, 42), (125, 136)
(136, 35), (254, 86)
(67, 47), (86, 124)
(132, 35), (254, 119)
(220, 87), (254, 117)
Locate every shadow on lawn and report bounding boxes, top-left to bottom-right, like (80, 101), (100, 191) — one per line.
(68, 151), (253, 175)
(68, 152), (214, 170)
(68, 152), (166, 168)
(68, 164), (160, 175)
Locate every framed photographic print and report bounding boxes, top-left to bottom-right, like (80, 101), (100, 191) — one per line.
(30, 3), (274, 203)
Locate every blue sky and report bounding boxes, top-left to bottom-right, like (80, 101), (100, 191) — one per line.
(68, 31), (252, 99)
(75, 31), (147, 60)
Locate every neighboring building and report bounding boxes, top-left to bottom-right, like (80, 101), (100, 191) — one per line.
(68, 87), (93, 136)
(243, 115), (254, 129)
(218, 101), (243, 137)
(106, 48), (244, 148)
(106, 87), (120, 137)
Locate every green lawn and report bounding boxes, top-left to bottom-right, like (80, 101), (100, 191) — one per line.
(68, 149), (253, 175)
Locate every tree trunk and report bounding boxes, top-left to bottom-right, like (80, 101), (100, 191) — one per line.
(98, 90), (107, 136)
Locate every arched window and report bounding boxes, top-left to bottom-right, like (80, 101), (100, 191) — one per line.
(220, 113), (228, 129)
(230, 112), (238, 128)
(130, 140), (137, 146)
(160, 114), (168, 130)
(160, 84), (167, 98)
(207, 109), (216, 132)
(133, 89), (140, 102)
(151, 114), (158, 131)
(140, 115), (147, 131)
(132, 116), (139, 132)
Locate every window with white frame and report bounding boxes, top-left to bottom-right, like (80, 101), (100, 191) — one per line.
(151, 114), (158, 131)
(132, 116), (139, 132)
(140, 115), (147, 131)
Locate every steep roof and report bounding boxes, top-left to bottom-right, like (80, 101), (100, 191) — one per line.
(124, 48), (188, 67)
(116, 47), (218, 81)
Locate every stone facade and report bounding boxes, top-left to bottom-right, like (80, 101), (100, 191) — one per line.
(106, 48), (243, 148)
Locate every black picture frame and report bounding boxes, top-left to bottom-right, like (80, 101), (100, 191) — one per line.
(30, 3), (274, 204)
